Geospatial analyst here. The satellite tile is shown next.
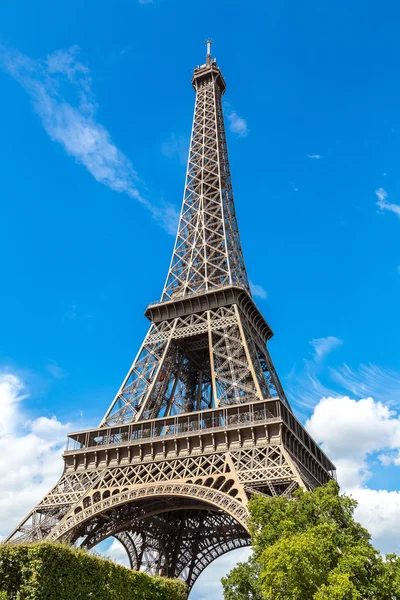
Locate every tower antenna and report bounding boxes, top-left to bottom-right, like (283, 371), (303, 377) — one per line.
(205, 38), (212, 64)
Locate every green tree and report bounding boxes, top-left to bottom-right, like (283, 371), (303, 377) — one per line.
(222, 481), (400, 600)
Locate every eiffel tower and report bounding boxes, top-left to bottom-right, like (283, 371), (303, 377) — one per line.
(6, 41), (336, 594)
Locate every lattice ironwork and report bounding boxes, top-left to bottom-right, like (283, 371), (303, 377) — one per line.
(101, 301), (290, 427)
(5, 42), (336, 597)
(161, 49), (249, 302)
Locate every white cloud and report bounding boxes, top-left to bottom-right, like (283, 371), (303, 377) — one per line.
(305, 394), (400, 555)
(30, 415), (69, 439)
(309, 336), (342, 361)
(376, 187), (400, 217)
(307, 154), (321, 159)
(306, 396), (400, 487)
(249, 280), (267, 299)
(329, 363), (400, 406)
(227, 110), (248, 137)
(349, 488), (400, 555)
(106, 539), (131, 567)
(376, 187), (388, 203)
(0, 372), (69, 537)
(0, 373), (26, 434)
(0, 44), (178, 234)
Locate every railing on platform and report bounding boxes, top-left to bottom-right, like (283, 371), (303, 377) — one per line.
(65, 397), (281, 453)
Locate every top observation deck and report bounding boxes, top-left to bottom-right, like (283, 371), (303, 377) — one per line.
(192, 39), (227, 93)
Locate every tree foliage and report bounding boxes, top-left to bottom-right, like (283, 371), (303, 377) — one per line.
(0, 542), (187, 600)
(222, 481), (400, 600)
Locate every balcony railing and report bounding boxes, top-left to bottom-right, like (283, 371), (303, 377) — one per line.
(65, 397), (281, 454)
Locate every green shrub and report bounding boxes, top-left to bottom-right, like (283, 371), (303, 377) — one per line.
(0, 542), (187, 600)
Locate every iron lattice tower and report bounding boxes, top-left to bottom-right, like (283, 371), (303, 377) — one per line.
(6, 42), (336, 595)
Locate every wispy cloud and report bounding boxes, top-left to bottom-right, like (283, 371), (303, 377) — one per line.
(0, 44), (178, 234)
(309, 336), (342, 361)
(328, 363), (400, 406)
(45, 360), (67, 380)
(286, 353), (400, 411)
(227, 110), (248, 137)
(307, 154), (321, 159)
(249, 280), (267, 299)
(376, 188), (388, 203)
(376, 188), (400, 217)
(162, 133), (189, 165)
(138, 0), (154, 3)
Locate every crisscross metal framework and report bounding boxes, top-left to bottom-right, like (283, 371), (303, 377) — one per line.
(5, 43), (336, 597)
(162, 59), (249, 301)
(101, 298), (290, 427)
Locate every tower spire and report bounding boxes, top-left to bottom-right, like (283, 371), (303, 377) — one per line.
(162, 44), (249, 302)
(206, 38), (212, 64)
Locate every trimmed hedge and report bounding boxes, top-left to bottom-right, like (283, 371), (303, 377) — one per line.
(0, 543), (187, 600)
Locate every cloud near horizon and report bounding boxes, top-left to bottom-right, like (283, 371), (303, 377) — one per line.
(0, 372), (69, 537)
(0, 44), (179, 235)
(306, 394), (400, 555)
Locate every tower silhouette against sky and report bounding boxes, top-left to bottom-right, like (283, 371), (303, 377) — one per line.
(6, 42), (336, 594)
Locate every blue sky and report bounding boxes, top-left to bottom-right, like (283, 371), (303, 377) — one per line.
(1, 1), (400, 599)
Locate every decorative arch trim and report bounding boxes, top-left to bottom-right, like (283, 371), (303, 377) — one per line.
(47, 482), (249, 541)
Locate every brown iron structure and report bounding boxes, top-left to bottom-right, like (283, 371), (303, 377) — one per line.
(6, 42), (336, 594)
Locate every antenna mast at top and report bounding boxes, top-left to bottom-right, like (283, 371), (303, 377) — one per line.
(205, 38), (212, 64)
